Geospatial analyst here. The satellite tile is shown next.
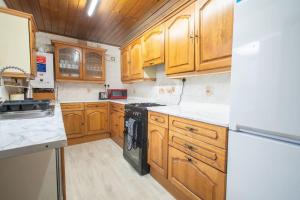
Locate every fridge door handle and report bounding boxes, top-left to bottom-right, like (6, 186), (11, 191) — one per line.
(235, 124), (300, 145)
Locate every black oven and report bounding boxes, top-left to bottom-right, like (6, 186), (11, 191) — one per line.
(123, 103), (164, 175)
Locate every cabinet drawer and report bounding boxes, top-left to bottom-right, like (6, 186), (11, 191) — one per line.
(148, 112), (168, 128)
(169, 130), (227, 172)
(168, 147), (226, 200)
(61, 103), (84, 111)
(85, 102), (108, 110)
(110, 102), (125, 113)
(169, 116), (228, 149)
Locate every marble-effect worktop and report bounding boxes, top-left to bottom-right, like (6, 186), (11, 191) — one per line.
(0, 105), (67, 159)
(0, 98), (229, 159)
(147, 102), (229, 127)
(61, 99), (230, 127)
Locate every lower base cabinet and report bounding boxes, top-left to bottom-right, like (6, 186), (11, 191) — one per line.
(147, 112), (228, 200)
(168, 147), (226, 200)
(148, 123), (168, 177)
(62, 110), (85, 138)
(61, 107), (85, 139)
(85, 105), (109, 135)
(110, 103), (125, 147)
(61, 102), (109, 144)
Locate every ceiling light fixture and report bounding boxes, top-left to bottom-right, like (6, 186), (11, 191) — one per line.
(87, 0), (99, 17)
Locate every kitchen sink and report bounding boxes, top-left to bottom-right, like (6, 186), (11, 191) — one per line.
(0, 106), (55, 120)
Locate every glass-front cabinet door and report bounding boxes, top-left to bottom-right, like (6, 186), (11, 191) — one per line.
(55, 45), (82, 80)
(83, 49), (105, 82)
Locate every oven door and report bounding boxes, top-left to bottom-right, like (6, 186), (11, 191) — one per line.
(123, 116), (144, 173)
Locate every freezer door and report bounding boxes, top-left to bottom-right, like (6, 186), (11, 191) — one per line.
(230, 0), (300, 139)
(227, 131), (300, 200)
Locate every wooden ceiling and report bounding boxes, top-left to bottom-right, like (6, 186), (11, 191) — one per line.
(4, 0), (169, 46)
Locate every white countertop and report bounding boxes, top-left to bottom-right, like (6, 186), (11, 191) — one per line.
(59, 98), (156, 105)
(147, 103), (230, 127)
(0, 105), (67, 159)
(60, 99), (230, 127)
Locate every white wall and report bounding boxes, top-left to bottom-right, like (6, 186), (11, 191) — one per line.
(125, 66), (231, 105)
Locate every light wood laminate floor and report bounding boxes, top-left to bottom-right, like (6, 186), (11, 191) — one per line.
(65, 139), (175, 200)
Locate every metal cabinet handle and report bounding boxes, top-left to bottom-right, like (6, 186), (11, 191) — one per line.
(184, 143), (196, 151)
(185, 126), (198, 133)
(185, 156), (193, 162)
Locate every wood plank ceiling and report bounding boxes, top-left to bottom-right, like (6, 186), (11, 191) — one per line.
(4, 0), (169, 46)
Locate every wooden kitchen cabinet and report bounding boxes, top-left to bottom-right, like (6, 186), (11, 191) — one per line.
(62, 110), (85, 139)
(195, 0), (234, 72)
(29, 19), (37, 77)
(110, 103), (125, 147)
(85, 105), (109, 135)
(0, 8), (37, 78)
(168, 146), (226, 200)
(61, 102), (110, 144)
(83, 48), (106, 82)
(54, 44), (83, 80)
(169, 130), (227, 172)
(169, 115), (228, 149)
(148, 122), (168, 177)
(165, 3), (195, 75)
(142, 24), (164, 67)
(129, 38), (144, 80)
(121, 39), (156, 83)
(121, 47), (131, 82)
(53, 41), (106, 83)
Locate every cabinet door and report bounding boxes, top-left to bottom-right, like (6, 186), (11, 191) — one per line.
(195, 0), (234, 71)
(117, 112), (125, 140)
(29, 20), (36, 77)
(165, 3), (195, 75)
(83, 49), (105, 82)
(129, 39), (143, 80)
(121, 48), (130, 81)
(168, 147), (226, 200)
(148, 123), (168, 177)
(85, 108), (108, 135)
(62, 111), (85, 138)
(55, 45), (82, 80)
(110, 110), (118, 138)
(142, 24), (164, 67)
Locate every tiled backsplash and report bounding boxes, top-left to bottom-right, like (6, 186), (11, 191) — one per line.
(125, 66), (231, 105)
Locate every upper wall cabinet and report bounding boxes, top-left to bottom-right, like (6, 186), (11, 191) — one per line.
(129, 38), (144, 80)
(165, 3), (195, 75)
(120, 0), (234, 78)
(55, 44), (83, 80)
(121, 39), (156, 83)
(53, 41), (106, 84)
(195, 0), (234, 72)
(142, 24), (165, 67)
(83, 49), (105, 82)
(121, 47), (131, 82)
(0, 8), (37, 78)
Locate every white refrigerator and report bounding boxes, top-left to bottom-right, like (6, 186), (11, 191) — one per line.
(227, 0), (300, 200)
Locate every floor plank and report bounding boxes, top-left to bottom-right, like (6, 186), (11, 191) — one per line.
(65, 139), (175, 200)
